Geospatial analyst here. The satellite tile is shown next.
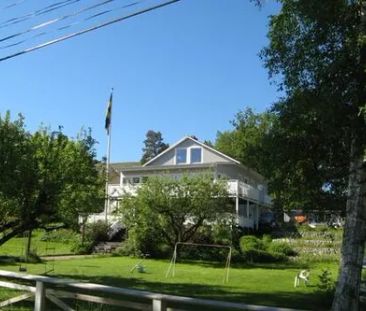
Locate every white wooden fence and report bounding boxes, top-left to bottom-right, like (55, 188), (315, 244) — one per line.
(0, 269), (302, 311)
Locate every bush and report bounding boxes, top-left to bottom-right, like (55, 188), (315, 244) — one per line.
(269, 242), (297, 256)
(71, 222), (110, 255)
(317, 268), (335, 291)
(240, 235), (264, 253)
(262, 234), (272, 246)
(71, 239), (94, 255)
(316, 268), (336, 306)
(239, 234), (295, 263)
(84, 221), (110, 243)
(243, 249), (287, 263)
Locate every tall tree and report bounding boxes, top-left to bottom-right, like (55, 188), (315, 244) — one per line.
(261, 1), (365, 309)
(0, 113), (104, 247)
(140, 130), (169, 164)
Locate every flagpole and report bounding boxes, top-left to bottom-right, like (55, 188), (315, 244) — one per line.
(105, 89), (113, 223)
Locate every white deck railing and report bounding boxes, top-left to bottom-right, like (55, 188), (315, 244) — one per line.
(227, 180), (272, 206)
(110, 180), (272, 207)
(0, 269), (297, 311)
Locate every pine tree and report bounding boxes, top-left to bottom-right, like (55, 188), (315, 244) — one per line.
(140, 130), (169, 164)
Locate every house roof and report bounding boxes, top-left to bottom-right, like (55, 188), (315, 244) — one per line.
(109, 162), (141, 174)
(142, 136), (241, 167)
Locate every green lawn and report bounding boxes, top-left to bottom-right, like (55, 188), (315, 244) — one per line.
(0, 255), (338, 310)
(0, 230), (75, 257)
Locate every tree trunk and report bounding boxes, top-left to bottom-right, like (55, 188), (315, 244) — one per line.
(332, 141), (366, 311)
(25, 229), (33, 262)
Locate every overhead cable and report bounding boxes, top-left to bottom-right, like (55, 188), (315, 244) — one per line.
(0, 0), (181, 63)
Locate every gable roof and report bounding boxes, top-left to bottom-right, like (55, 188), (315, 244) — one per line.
(142, 136), (241, 167)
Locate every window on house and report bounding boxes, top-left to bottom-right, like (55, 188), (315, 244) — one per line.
(132, 177), (140, 184)
(176, 148), (187, 164)
(190, 147), (202, 163)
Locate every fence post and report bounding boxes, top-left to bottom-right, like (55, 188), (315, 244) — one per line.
(152, 297), (166, 311)
(34, 281), (46, 311)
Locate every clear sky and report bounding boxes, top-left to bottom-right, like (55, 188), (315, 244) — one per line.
(0, 0), (281, 162)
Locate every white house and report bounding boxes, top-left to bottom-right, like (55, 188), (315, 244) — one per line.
(95, 136), (272, 230)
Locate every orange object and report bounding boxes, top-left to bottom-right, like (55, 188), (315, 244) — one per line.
(294, 215), (307, 223)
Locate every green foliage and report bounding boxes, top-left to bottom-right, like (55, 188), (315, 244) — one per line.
(140, 130), (169, 164)
(317, 268), (335, 292)
(268, 242), (297, 257)
(215, 108), (275, 174)
(85, 221), (110, 244)
(258, 0), (365, 212)
(239, 235), (264, 253)
(0, 112), (104, 246)
(119, 174), (230, 257)
(71, 222), (110, 255)
(71, 239), (94, 255)
(239, 235), (296, 263)
(262, 234), (272, 246)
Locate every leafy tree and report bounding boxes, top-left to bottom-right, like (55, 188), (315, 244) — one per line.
(119, 174), (230, 256)
(261, 1), (365, 309)
(215, 108), (275, 174)
(0, 113), (104, 250)
(140, 130), (169, 164)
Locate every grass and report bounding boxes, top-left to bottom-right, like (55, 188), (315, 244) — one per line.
(0, 230), (76, 257)
(0, 255), (338, 310)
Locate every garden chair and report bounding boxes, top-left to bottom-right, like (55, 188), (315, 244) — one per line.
(294, 270), (310, 287)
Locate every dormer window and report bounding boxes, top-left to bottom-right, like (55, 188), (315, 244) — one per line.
(190, 147), (202, 163)
(176, 148), (187, 164)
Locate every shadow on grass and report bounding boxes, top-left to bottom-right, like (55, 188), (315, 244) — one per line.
(174, 259), (310, 270)
(53, 273), (332, 310)
(0, 256), (21, 266)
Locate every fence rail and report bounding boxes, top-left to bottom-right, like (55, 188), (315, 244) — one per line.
(0, 269), (303, 311)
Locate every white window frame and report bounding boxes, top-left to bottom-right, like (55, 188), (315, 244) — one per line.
(190, 147), (202, 164)
(175, 146), (203, 165)
(175, 148), (188, 165)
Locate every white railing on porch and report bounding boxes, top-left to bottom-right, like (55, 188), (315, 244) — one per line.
(110, 180), (272, 207)
(0, 269), (297, 311)
(227, 180), (272, 206)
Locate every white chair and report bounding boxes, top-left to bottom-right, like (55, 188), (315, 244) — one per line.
(294, 270), (310, 287)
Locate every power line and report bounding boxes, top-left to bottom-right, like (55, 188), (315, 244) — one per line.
(0, 0), (181, 63)
(0, 0), (81, 29)
(0, 0), (120, 46)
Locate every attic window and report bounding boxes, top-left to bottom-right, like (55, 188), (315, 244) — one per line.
(190, 148), (202, 163)
(176, 148), (187, 164)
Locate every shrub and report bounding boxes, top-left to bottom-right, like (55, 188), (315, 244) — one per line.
(269, 242), (297, 256)
(317, 268), (335, 291)
(316, 268), (336, 306)
(71, 222), (110, 255)
(239, 235), (294, 263)
(239, 235), (264, 253)
(71, 239), (94, 255)
(243, 249), (287, 263)
(262, 234), (272, 246)
(84, 221), (110, 243)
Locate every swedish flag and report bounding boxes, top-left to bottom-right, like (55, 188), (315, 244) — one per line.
(105, 92), (113, 134)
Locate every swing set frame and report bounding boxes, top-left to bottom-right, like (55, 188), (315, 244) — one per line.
(165, 242), (232, 283)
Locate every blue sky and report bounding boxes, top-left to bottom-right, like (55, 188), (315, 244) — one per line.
(0, 0), (281, 162)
